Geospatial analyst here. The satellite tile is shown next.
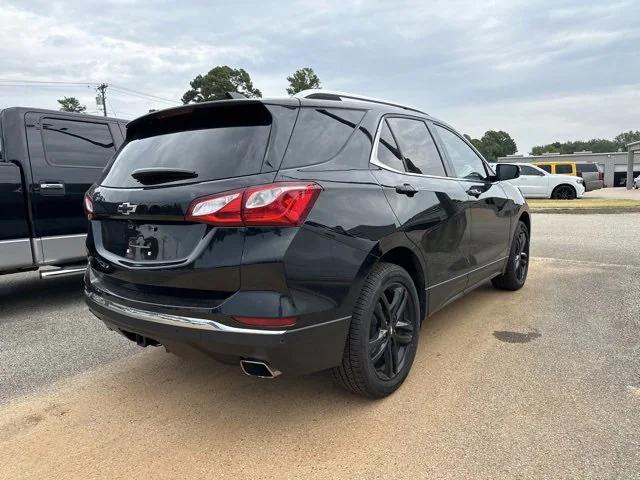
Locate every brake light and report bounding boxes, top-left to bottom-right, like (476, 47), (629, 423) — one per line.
(83, 193), (94, 220)
(186, 182), (321, 227)
(186, 190), (243, 226)
(233, 316), (297, 328)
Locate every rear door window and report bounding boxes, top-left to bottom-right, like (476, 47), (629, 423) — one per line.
(101, 104), (273, 187)
(555, 164), (573, 174)
(520, 165), (544, 176)
(282, 107), (365, 168)
(386, 118), (446, 176)
(42, 118), (115, 168)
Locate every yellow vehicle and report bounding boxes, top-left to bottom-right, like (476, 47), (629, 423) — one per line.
(531, 161), (603, 191)
(531, 161), (576, 175)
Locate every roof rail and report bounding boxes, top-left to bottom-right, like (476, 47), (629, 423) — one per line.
(294, 89), (427, 115)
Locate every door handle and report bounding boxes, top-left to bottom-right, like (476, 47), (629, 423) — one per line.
(40, 182), (64, 190)
(466, 185), (485, 198)
(395, 183), (418, 197)
(39, 182), (65, 195)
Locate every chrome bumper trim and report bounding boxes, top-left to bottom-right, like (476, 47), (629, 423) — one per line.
(86, 291), (286, 335)
(86, 291), (351, 336)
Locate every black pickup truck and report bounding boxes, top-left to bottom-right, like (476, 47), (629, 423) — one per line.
(0, 107), (127, 277)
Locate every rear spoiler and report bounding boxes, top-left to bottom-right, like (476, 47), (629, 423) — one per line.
(126, 98), (300, 141)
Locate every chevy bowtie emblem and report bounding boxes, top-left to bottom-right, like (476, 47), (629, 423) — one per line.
(116, 202), (138, 215)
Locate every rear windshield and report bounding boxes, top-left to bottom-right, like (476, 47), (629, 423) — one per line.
(100, 103), (272, 187)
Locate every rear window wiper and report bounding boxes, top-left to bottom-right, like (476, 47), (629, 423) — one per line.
(131, 168), (198, 185)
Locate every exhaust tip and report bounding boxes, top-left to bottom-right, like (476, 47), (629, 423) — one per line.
(240, 360), (281, 379)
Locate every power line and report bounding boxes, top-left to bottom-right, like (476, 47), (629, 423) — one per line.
(105, 96), (118, 117)
(0, 84), (94, 89)
(109, 90), (178, 107)
(0, 78), (179, 105)
(110, 84), (180, 104)
(0, 79), (97, 86)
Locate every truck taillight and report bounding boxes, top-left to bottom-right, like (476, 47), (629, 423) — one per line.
(186, 182), (321, 227)
(83, 193), (94, 220)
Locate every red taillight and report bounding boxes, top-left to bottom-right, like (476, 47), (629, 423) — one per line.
(186, 182), (321, 227)
(83, 193), (94, 219)
(243, 183), (321, 226)
(185, 190), (243, 226)
(233, 316), (297, 328)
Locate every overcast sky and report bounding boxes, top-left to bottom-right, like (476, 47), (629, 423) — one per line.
(1, 0), (638, 153)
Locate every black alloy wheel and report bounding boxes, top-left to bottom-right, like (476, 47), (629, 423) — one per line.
(492, 220), (530, 291)
(552, 185), (576, 200)
(333, 262), (420, 398)
(369, 282), (415, 381)
(513, 227), (529, 283)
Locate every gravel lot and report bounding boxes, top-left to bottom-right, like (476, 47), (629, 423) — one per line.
(1, 213), (638, 479)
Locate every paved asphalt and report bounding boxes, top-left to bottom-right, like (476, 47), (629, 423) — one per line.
(0, 272), (139, 405)
(0, 213), (638, 479)
(584, 186), (640, 200)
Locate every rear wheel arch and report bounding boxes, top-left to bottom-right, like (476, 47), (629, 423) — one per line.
(519, 211), (530, 235)
(378, 246), (427, 321)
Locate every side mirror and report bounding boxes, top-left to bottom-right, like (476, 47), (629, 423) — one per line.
(496, 164), (520, 181)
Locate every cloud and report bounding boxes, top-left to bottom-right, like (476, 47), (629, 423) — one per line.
(1, 0), (638, 153)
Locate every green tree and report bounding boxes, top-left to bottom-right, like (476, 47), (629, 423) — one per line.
(614, 130), (640, 150)
(57, 96), (86, 113)
(181, 66), (262, 103)
(286, 67), (321, 95)
(470, 130), (517, 161)
(531, 138), (618, 155)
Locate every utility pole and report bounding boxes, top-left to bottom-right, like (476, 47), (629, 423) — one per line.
(96, 83), (108, 117)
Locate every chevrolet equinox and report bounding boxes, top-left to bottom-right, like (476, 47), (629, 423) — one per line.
(84, 90), (529, 398)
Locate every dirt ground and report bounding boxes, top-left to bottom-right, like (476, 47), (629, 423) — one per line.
(1, 255), (639, 479)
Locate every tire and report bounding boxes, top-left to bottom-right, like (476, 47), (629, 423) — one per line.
(333, 262), (421, 398)
(551, 184), (576, 200)
(492, 220), (529, 291)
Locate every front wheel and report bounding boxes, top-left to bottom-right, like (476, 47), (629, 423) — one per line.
(333, 262), (420, 398)
(492, 220), (530, 291)
(551, 185), (576, 200)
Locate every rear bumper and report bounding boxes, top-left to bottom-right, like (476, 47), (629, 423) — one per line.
(85, 289), (350, 376)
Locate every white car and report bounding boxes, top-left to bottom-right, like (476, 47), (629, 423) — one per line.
(634, 174), (639, 189)
(490, 162), (585, 199)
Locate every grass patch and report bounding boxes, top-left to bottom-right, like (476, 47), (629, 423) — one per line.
(528, 197), (640, 214)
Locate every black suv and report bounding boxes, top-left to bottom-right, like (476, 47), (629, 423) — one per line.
(84, 91), (529, 398)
